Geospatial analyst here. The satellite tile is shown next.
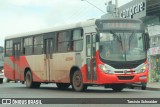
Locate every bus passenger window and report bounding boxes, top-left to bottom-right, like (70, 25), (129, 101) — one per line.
(57, 32), (63, 52)
(57, 31), (72, 52)
(5, 40), (13, 56)
(34, 35), (43, 54)
(86, 35), (91, 56)
(73, 29), (83, 51)
(67, 42), (73, 51)
(24, 37), (33, 55)
(23, 48), (25, 54)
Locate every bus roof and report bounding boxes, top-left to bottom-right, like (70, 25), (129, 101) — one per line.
(5, 19), (96, 40)
(5, 18), (143, 40)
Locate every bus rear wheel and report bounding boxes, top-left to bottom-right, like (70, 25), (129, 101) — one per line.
(25, 70), (41, 88)
(56, 83), (70, 89)
(111, 84), (125, 92)
(72, 71), (87, 92)
(141, 82), (147, 90)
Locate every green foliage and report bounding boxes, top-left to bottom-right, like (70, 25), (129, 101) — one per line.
(151, 69), (159, 82)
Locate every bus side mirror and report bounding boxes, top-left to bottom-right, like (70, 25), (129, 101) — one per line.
(144, 33), (150, 50)
(96, 34), (100, 42)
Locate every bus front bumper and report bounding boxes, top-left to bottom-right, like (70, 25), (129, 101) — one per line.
(98, 72), (148, 84)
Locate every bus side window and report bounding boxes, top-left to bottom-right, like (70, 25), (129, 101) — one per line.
(73, 29), (83, 51)
(57, 32), (63, 52)
(57, 31), (73, 52)
(34, 35), (43, 54)
(24, 37), (33, 55)
(86, 35), (91, 56)
(23, 48), (25, 55)
(5, 40), (13, 56)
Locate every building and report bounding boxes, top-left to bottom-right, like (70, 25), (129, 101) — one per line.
(119, 0), (160, 82)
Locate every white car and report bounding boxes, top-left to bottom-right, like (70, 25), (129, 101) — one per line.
(0, 69), (4, 84)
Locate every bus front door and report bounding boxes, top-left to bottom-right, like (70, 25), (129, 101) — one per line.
(44, 38), (54, 81)
(86, 33), (97, 83)
(13, 43), (21, 80)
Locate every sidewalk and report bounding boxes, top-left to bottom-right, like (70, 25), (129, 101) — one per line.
(147, 82), (160, 91)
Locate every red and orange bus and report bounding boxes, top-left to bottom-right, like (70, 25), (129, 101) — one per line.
(4, 18), (149, 91)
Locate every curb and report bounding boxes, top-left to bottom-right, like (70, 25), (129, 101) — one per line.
(146, 87), (160, 91)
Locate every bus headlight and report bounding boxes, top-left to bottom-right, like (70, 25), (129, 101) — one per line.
(135, 64), (147, 74)
(99, 64), (113, 74)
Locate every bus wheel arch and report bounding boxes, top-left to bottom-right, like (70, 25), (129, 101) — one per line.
(70, 66), (80, 84)
(70, 66), (87, 92)
(24, 67), (31, 81)
(24, 67), (41, 88)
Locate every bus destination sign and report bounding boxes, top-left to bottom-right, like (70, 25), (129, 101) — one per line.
(95, 19), (144, 31)
(102, 22), (141, 30)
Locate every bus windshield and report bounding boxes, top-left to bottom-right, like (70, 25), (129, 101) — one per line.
(99, 31), (146, 62)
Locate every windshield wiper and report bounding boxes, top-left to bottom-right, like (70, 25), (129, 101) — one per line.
(110, 30), (123, 51)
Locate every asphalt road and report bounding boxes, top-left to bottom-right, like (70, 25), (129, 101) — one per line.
(0, 82), (160, 107)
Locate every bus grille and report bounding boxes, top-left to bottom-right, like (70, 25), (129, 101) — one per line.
(114, 71), (135, 74)
(117, 76), (134, 80)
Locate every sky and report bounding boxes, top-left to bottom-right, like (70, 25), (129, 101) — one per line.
(0, 0), (132, 46)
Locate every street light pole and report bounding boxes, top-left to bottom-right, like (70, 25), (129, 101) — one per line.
(81, 0), (106, 13)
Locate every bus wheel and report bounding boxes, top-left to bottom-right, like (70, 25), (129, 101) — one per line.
(25, 71), (41, 88)
(0, 78), (3, 84)
(6, 79), (10, 83)
(141, 82), (147, 90)
(72, 71), (87, 92)
(111, 84), (125, 92)
(56, 83), (70, 89)
(141, 86), (146, 90)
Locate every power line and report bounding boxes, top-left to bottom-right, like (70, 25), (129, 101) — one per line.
(81, 0), (106, 13)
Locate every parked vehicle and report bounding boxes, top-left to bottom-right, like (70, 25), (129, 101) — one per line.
(0, 47), (4, 84)
(0, 68), (4, 84)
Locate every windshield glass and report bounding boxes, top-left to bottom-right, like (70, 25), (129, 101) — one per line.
(99, 31), (146, 62)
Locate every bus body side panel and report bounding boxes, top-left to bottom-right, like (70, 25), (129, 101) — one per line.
(4, 57), (15, 80)
(51, 53), (76, 83)
(4, 55), (45, 82)
(25, 55), (45, 82)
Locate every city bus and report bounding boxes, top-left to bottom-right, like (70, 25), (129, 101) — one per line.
(4, 18), (149, 91)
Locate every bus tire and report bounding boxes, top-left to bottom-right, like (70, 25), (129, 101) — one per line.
(6, 79), (10, 83)
(0, 78), (3, 84)
(25, 70), (41, 88)
(72, 70), (87, 92)
(141, 86), (146, 90)
(56, 83), (70, 89)
(111, 84), (125, 92)
(141, 82), (147, 90)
